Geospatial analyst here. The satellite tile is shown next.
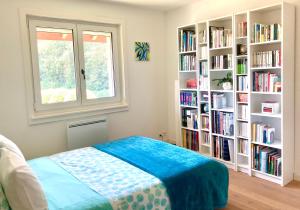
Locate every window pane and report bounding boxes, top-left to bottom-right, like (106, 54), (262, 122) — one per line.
(36, 27), (77, 104)
(82, 31), (115, 99)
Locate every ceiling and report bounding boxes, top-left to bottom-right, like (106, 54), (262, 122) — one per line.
(97, 0), (197, 11)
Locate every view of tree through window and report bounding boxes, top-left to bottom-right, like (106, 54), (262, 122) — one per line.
(83, 31), (115, 99)
(36, 28), (115, 104)
(37, 27), (76, 104)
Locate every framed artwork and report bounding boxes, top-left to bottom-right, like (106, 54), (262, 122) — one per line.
(135, 42), (150, 61)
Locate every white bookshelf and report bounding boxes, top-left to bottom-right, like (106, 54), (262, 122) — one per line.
(177, 3), (295, 186)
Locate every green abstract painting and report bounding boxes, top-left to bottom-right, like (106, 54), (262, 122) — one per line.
(135, 42), (150, 61)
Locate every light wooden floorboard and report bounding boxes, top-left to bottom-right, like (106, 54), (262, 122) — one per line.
(221, 170), (300, 210)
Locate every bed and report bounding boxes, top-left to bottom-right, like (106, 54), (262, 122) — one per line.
(0, 136), (228, 210)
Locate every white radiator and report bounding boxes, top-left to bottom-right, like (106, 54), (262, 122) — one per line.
(67, 118), (108, 150)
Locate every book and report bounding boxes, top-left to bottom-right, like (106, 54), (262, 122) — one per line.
(252, 50), (281, 68)
(182, 129), (199, 151)
(179, 29), (196, 52)
(252, 144), (281, 176)
(238, 138), (248, 155)
(211, 54), (232, 69)
(237, 58), (247, 74)
(212, 111), (234, 136)
(238, 21), (247, 37)
(252, 122), (275, 144)
(252, 71), (281, 92)
(180, 91), (198, 106)
(180, 54), (196, 70)
(182, 108), (198, 129)
(213, 136), (233, 162)
(209, 26), (232, 48)
(252, 23), (281, 43)
(237, 76), (248, 91)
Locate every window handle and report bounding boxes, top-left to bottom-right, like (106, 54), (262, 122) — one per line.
(81, 69), (86, 80)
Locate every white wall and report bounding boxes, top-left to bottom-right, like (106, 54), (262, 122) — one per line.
(0, 0), (167, 159)
(165, 0), (300, 179)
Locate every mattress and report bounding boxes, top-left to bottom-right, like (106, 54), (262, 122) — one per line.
(28, 136), (228, 210)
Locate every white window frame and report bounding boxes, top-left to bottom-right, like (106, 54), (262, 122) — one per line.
(19, 9), (129, 124)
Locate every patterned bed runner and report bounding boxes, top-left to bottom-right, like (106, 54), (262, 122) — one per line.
(50, 147), (171, 210)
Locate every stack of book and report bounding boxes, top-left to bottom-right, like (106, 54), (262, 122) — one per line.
(238, 122), (248, 138)
(201, 116), (209, 129)
(239, 139), (248, 155)
(252, 72), (281, 92)
(237, 76), (248, 91)
(252, 23), (281, 43)
(199, 29), (207, 44)
(209, 26), (232, 48)
(181, 108), (198, 129)
(238, 21), (247, 37)
(252, 50), (281, 67)
(252, 145), (281, 177)
(212, 93), (227, 109)
(182, 129), (199, 151)
(179, 30), (196, 52)
(211, 54), (232, 69)
(212, 111), (234, 136)
(237, 59), (247, 74)
(180, 54), (196, 70)
(199, 62), (208, 76)
(238, 104), (248, 120)
(202, 132), (210, 145)
(180, 91), (198, 106)
(213, 136), (234, 162)
(199, 76), (209, 90)
(252, 122), (275, 144)
(199, 46), (208, 59)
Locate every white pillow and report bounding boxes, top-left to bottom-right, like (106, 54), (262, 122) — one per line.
(0, 135), (25, 160)
(0, 148), (48, 210)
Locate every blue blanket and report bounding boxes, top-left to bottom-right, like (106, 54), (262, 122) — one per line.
(94, 136), (228, 210)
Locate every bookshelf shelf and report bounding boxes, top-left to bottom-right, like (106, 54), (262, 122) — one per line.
(210, 68), (233, 72)
(180, 105), (198, 109)
(180, 88), (198, 91)
(237, 153), (248, 157)
(251, 141), (282, 149)
(179, 50), (197, 54)
(211, 133), (234, 139)
(237, 118), (248, 122)
(209, 46), (233, 51)
(211, 89), (233, 93)
(251, 112), (281, 118)
(211, 107), (234, 112)
(199, 42), (208, 45)
(250, 67), (281, 70)
(252, 169), (282, 180)
(181, 126), (199, 132)
(177, 3), (294, 186)
(251, 91), (281, 95)
(201, 143), (211, 147)
(236, 55), (247, 59)
(250, 40), (281, 46)
(179, 70), (197, 73)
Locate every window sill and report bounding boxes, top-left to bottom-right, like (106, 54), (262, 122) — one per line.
(29, 101), (129, 125)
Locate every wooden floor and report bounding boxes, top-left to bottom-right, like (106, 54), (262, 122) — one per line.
(222, 170), (300, 210)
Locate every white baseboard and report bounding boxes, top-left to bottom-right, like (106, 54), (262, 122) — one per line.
(294, 173), (300, 181)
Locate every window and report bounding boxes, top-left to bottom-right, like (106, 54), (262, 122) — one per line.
(28, 18), (124, 114)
